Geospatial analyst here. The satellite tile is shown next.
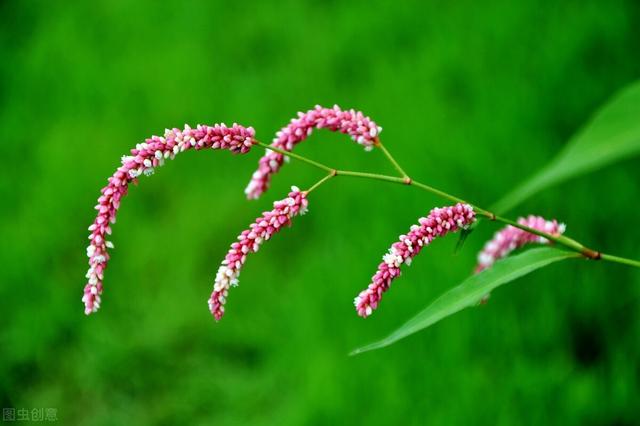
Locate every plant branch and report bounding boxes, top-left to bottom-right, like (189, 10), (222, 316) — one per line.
(306, 172), (336, 193)
(375, 137), (409, 178)
(251, 140), (640, 269)
(255, 141), (334, 173)
(335, 170), (406, 184)
(600, 253), (640, 268)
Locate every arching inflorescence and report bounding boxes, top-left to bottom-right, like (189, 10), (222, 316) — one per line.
(208, 186), (308, 320)
(475, 215), (566, 273)
(245, 105), (382, 199)
(83, 124), (256, 315)
(355, 203), (477, 317)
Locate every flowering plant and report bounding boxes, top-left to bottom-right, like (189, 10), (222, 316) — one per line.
(82, 82), (640, 353)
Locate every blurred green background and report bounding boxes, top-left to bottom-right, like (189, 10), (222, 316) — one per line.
(2, 1), (640, 424)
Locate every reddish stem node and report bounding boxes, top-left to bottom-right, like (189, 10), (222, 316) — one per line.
(582, 248), (602, 260)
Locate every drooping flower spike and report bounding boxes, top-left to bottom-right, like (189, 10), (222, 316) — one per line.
(245, 105), (382, 200)
(208, 186), (309, 320)
(475, 215), (566, 273)
(355, 203), (476, 318)
(83, 124), (257, 315)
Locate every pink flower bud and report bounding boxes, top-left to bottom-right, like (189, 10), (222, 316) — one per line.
(245, 105), (381, 199)
(355, 203), (476, 318)
(83, 124), (257, 315)
(208, 186), (309, 320)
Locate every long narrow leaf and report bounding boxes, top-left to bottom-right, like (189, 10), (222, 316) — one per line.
(351, 247), (578, 355)
(493, 80), (640, 213)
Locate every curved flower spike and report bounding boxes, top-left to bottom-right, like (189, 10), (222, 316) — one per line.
(355, 203), (476, 318)
(208, 186), (309, 320)
(245, 105), (382, 199)
(83, 123), (257, 315)
(475, 215), (566, 272)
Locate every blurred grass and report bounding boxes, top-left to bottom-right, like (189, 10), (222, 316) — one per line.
(1, 0), (640, 425)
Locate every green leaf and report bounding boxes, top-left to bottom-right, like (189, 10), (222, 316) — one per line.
(350, 247), (578, 355)
(492, 80), (640, 214)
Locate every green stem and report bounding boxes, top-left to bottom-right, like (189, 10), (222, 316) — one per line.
(255, 141), (334, 173)
(306, 172), (336, 193)
(375, 138), (409, 178)
(412, 180), (473, 208)
(251, 140), (640, 269)
(335, 170), (406, 184)
(600, 253), (640, 268)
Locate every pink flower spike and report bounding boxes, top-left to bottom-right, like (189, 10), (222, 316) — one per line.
(475, 215), (566, 273)
(355, 203), (476, 318)
(83, 123), (257, 315)
(208, 186), (309, 321)
(245, 105), (382, 200)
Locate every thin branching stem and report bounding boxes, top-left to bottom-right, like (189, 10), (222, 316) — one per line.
(306, 172), (336, 193)
(251, 140), (640, 268)
(600, 254), (640, 268)
(375, 137), (409, 178)
(255, 140), (334, 173)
